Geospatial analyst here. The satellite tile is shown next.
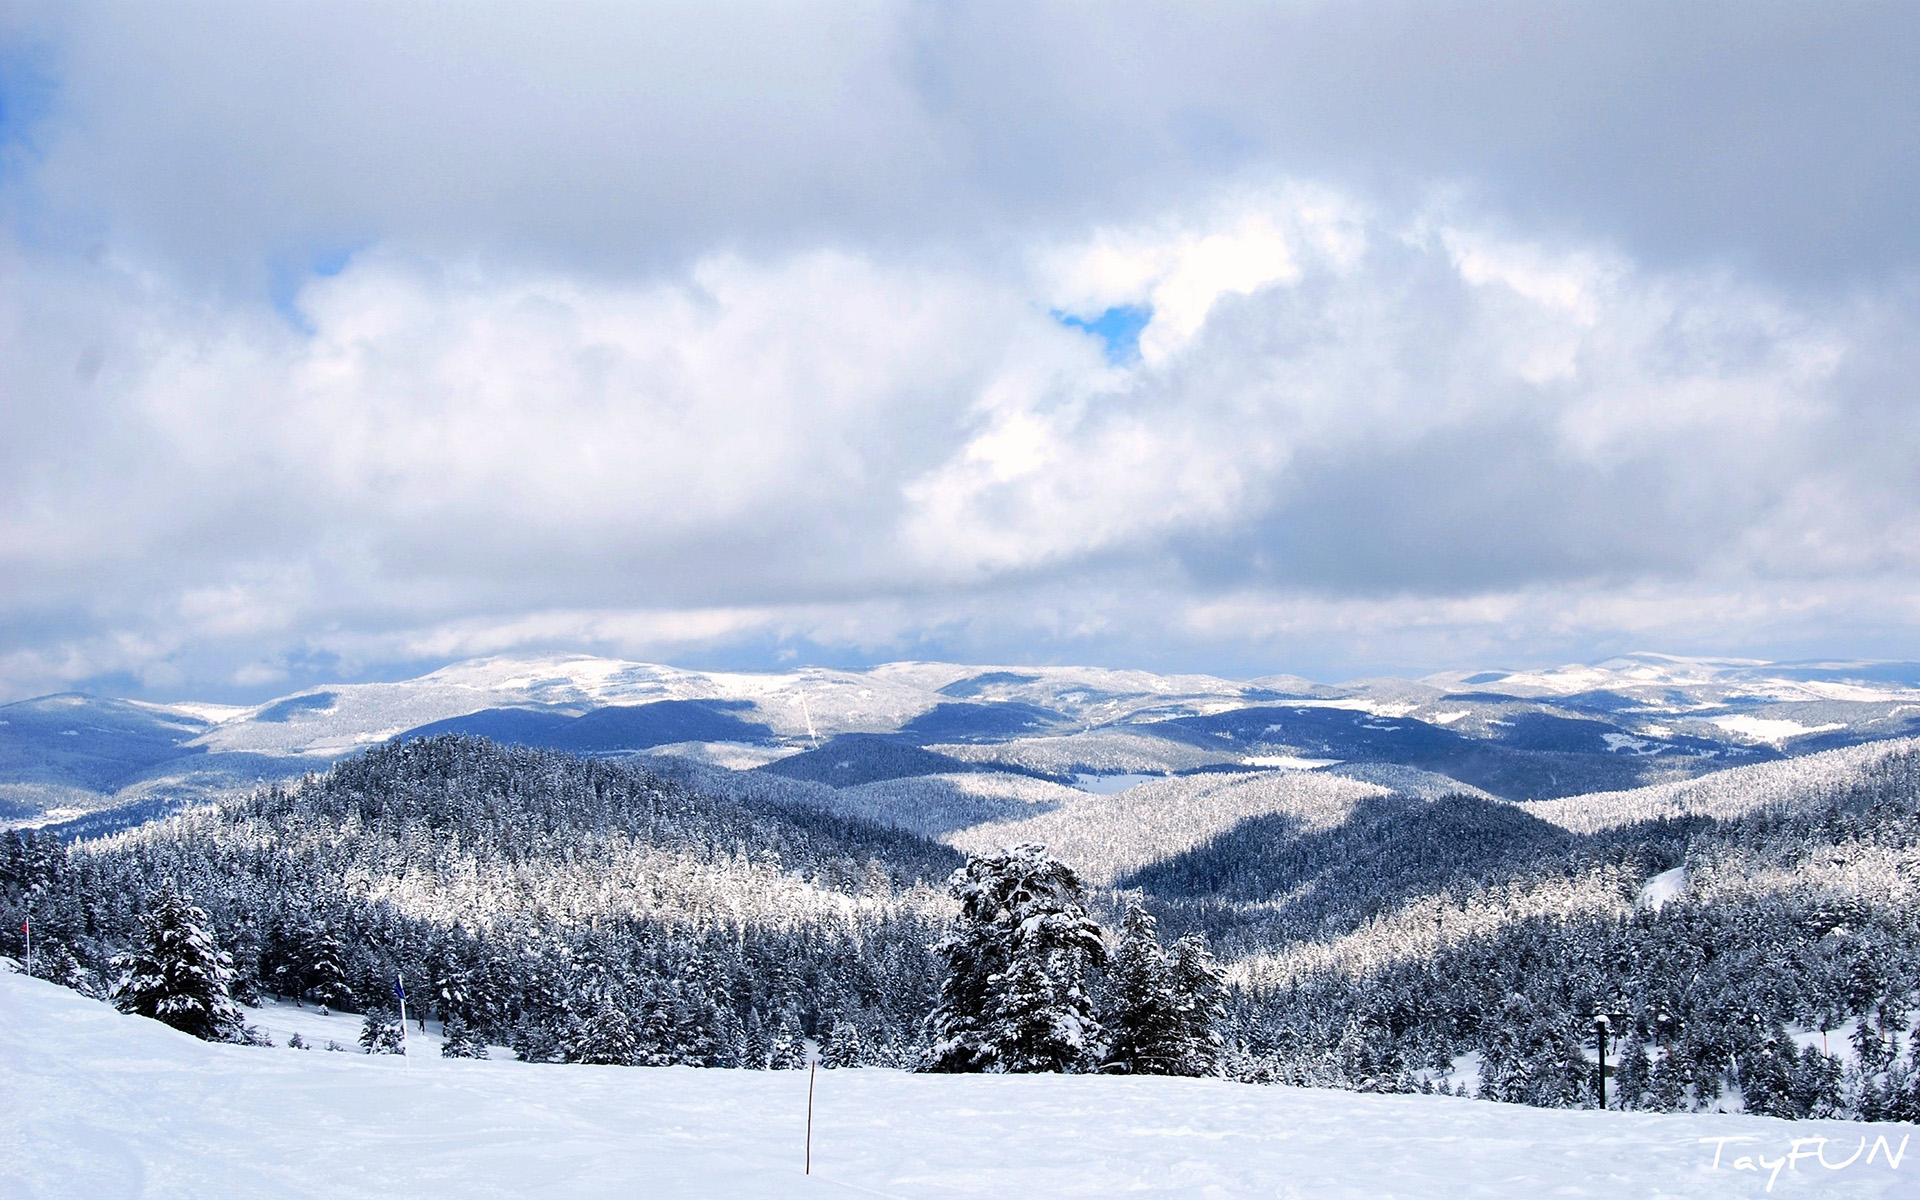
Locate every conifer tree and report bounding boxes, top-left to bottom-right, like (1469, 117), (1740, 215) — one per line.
(440, 1013), (490, 1059)
(1613, 1034), (1651, 1110)
(983, 952), (1086, 1073)
(510, 1016), (563, 1063)
(1163, 933), (1226, 1076)
(360, 1010), (406, 1055)
(637, 991), (681, 1067)
(742, 1009), (772, 1069)
(820, 1019), (865, 1068)
(1337, 1011), (1405, 1092)
(303, 921), (350, 1010)
(925, 843), (1106, 1074)
(110, 889), (245, 1042)
(713, 1004), (747, 1070)
(770, 1010), (809, 1069)
(1100, 902), (1178, 1074)
(569, 995), (640, 1065)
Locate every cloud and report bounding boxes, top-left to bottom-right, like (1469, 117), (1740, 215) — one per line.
(2, 3), (1919, 700)
(907, 188), (1873, 593)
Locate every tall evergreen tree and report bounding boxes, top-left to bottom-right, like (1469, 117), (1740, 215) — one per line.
(440, 1013), (490, 1059)
(1100, 902), (1179, 1074)
(569, 995), (640, 1065)
(1613, 1033), (1651, 1110)
(741, 1009), (772, 1070)
(303, 921), (350, 1010)
(637, 991), (682, 1067)
(770, 1010), (809, 1069)
(924, 843), (1106, 1074)
(820, 1019), (865, 1068)
(1166, 933), (1227, 1077)
(109, 889), (245, 1042)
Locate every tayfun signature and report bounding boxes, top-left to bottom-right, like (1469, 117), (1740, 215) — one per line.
(1701, 1133), (1909, 1192)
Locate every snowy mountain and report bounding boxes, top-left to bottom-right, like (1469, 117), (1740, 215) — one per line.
(13, 717), (1920, 1132)
(8, 651), (1920, 833)
(7, 970), (1913, 1199)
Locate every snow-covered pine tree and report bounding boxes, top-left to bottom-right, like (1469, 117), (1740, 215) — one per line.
(568, 994), (640, 1065)
(715, 1004), (747, 1070)
(1337, 1011), (1402, 1092)
(1166, 933), (1227, 1077)
(33, 938), (101, 999)
(1642, 1033), (1685, 1114)
(1613, 1033), (1651, 1109)
(360, 1010), (406, 1055)
(983, 951), (1088, 1073)
(1100, 901), (1179, 1074)
(440, 1013), (490, 1059)
(741, 1009), (771, 1069)
(770, 1010), (808, 1069)
(924, 842), (1106, 1074)
(109, 888), (245, 1042)
(303, 921), (350, 1010)
(820, 1019), (864, 1068)
(434, 965), (473, 1026)
(510, 1016), (564, 1063)
(677, 985), (733, 1067)
(637, 991), (681, 1067)
(1853, 1006), (1895, 1074)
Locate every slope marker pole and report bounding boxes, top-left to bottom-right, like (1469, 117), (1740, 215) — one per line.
(396, 973), (412, 1068)
(805, 1060), (817, 1175)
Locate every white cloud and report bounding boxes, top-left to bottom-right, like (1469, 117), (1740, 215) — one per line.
(5, 3), (1920, 699)
(5, 180), (1916, 699)
(1040, 184), (1366, 363)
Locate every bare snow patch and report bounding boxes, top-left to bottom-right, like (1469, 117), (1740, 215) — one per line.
(1710, 715), (1846, 745)
(1071, 772), (1163, 794)
(1603, 733), (1657, 755)
(1637, 866), (1688, 910)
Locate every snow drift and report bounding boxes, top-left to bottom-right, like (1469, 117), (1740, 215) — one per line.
(4, 973), (1915, 1198)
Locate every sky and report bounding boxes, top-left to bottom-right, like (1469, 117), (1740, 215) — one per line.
(3, 1), (1920, 703)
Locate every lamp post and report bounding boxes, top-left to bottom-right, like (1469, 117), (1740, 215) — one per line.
(1579, 1011), (1633, 1109)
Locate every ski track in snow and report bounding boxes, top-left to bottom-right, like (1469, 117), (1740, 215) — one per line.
(6, 974), (1916, 1199)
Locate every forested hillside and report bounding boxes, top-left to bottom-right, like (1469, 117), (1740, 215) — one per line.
(1199, 742), (1920, 1119)
(3, 737), (958, 1067)
(11, 730), (1920, 1122)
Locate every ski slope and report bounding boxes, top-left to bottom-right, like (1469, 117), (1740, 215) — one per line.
(5, 974), (1915, 1198)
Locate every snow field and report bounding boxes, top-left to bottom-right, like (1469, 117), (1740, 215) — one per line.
(6, 974), (1917, 1199)
(946, 769), (1388, 886)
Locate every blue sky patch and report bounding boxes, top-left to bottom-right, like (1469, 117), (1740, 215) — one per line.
(0, 40), (58, 178)
(1055, 304), (1151, 364)
(268, 242), (366, 332)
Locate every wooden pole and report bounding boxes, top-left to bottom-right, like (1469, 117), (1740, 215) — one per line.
(805, 1061), (817, 1174)
(1595, 1017), (1608, 1110)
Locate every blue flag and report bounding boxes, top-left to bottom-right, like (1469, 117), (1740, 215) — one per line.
(394, 975), (406, 1002)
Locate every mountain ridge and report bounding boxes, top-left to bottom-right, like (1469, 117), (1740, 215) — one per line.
(8, 651), (1920, 830)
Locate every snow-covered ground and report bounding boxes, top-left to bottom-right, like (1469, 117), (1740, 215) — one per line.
(1522, 736), (1920, 834)
(6, 974), (1916, 1198)
(242, 995), (470, 1057)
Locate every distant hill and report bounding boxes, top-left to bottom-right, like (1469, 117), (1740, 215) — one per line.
(7, 651), (1920, 828)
